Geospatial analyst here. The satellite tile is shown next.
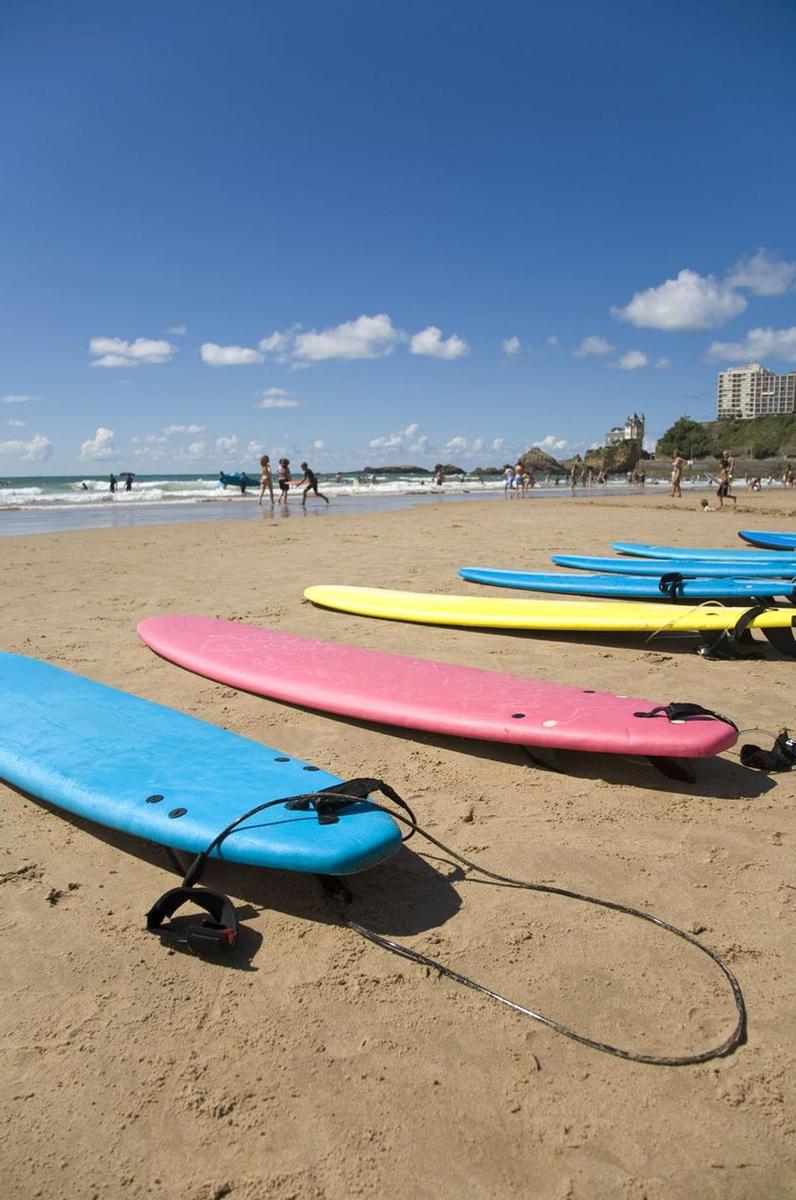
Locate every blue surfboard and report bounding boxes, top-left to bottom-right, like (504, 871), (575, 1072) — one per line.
(739, 530), (796, 552)
(552, 555), (796, 579)
(0, 654), (401, 875)
(612, 541), (796, 564)
(459, 566), (795, 601)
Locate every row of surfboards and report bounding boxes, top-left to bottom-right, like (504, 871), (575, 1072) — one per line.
(0, 531), (792, 881)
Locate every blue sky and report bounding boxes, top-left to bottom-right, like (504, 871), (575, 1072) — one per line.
(2, 0), (795, 474)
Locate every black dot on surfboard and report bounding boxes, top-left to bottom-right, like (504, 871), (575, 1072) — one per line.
(168, 807), (187, 819)
(274, 756), (290, 762)
(303, 765), (320, 772)
(583, 690), (596, 694)
(511, 713), (526, 719)
(145, 794), (164, 803)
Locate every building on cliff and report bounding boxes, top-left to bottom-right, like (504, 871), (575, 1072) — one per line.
(716, 363), (796, 419)
(605, 412), (644, 446)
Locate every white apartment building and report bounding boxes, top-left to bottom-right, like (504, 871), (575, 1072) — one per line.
(717, 363), (796, 419)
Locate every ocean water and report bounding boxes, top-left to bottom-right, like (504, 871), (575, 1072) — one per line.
(0, 469), (740, 537)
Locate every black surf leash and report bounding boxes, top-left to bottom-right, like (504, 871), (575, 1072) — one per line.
(146, 769), (751, 1067)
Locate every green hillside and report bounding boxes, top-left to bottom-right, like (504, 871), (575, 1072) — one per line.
(657, 414), (796, 460)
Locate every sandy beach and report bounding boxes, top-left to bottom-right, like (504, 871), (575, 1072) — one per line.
(2, 491), (795, 1200)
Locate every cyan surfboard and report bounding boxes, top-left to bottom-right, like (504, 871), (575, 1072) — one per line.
(552, 555), (796, 579)
(612, 541), (796, 564)
(0, 653), (401, 875)
(459, 566), (795, 601)
(739, 530), (796, 552)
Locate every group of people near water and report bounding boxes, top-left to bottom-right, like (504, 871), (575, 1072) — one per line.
(108, 473), (134, 493)
(256, 456), (329, 508)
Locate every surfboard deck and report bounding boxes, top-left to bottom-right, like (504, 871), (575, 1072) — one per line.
(0, 653), (401, 875)
(612, 541), (796, 563)
(552, 554), (796, 579)
(739, 530), (796, 551)
(458, 566), (795, 602)
(137, 615), (737, 758)
(303, 584), (796, 634)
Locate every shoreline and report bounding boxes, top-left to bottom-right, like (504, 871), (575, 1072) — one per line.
(0, 477), (789, 538)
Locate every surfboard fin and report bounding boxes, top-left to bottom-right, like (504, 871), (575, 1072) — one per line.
(646, 756), (696, 783)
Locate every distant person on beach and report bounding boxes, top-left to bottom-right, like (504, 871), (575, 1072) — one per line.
(434, 466), (445, 487)
(514, 463), (526, 495)
(296, 461), (329, 507)
(123, 473), (133, 492)
(670, 451), (686, 498)
(239, 472), (250, 495)
(720, 449), (734, 480)
(277, 458), (291, 504)
(716, 463), (736, 507)
(700, 498), (713, 511)
(109, 473), (117, 493)
(257, 455), (274, 505)
(503, 465), (515, 495)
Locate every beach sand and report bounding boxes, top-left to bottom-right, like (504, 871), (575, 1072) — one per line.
(2, 491), (795, 1199)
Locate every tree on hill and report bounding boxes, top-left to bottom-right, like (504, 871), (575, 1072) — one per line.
(656, 416), (711, 459)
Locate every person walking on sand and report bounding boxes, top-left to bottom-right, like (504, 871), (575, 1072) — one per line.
(503, 464), (515, 495)
(297, 461), (329, 507)
(257, 454), (274, 505)
(670, 451), (686, 498)
(716, 462), (736, 508)
(277, 458), (291, 505)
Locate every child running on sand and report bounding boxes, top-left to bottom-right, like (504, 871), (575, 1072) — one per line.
(296, 461), (329, 507)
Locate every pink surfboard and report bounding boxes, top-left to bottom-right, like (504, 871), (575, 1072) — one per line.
(137, 615), (737, 760)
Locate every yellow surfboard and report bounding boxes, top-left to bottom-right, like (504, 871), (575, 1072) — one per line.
(304, 585), (796, 634)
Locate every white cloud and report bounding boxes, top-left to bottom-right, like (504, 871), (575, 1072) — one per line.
(90, 337), (176, 368)
(612, 269), (747, 331)
(294, 313), (402, 362)
(246, 440), (264, 457)
(7, 418), (26, 428)
(502, 336), (521, 356)
(410, 325), (469, 360)
(2, 394), (33, 404)
(166, 323), (187, 335)
(368, 432), (403, 449)
(216, 435), (239, 452)
(368, 423), (424, 450)
(312, 439), (324, 450)
(80, 427), (116, 460)
(492, 437), (505, 451)
(705, 326), (796, 364)
(471, 437), (484, 453)
(145, 434), (167, 444)
(654, 357), (671, 369)
(259, 331), (292, 356)
(614, 350), (649, 370)
(409, 434), (429, 453)
(547, 336), (559, 347)
(201, 342), (264, 366)
(0, 432), (52, 461)
(186, 441), (206, 459)
(539, 435), (569, 452)
(256, 387), (300, 409)
(727, 250), (796, 296)
(444, 436), (468, 452)
(163, 423), (205, 434)
(573, 335), (614, 358)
